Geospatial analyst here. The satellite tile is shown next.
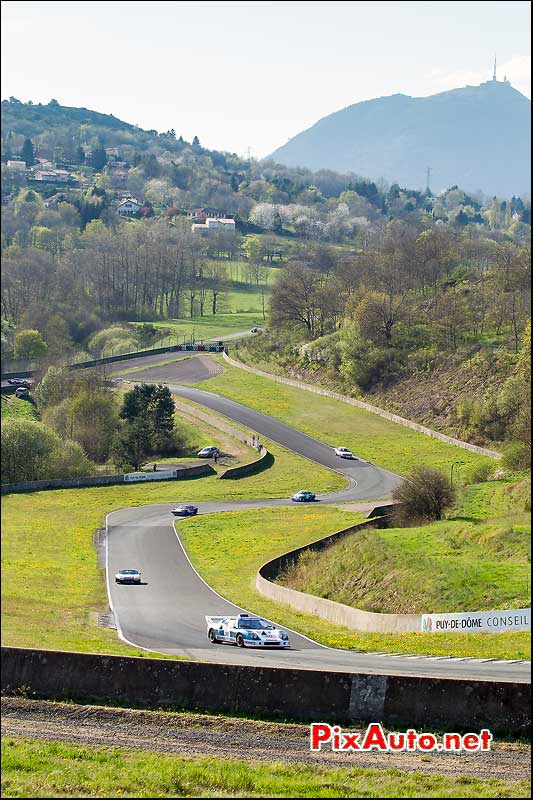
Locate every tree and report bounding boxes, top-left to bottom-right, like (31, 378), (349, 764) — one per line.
(243, 235), (265, 263)
(89, 146), (107, 171)
(34, 367), (72, 410)
(392, 466), (456, 523)
(68, 390), (119, 462)
(120, 384), (176, 454)
(111, 419), (151, 471)
(1, 417), (91, 483)
(21, 138), (35, 167)
(13, 329), (47, 363)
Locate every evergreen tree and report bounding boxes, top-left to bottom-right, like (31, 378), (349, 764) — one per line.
(120, 384), (176, 454)
(111, 419), (151, 471)
(89, 146), (107, 171)
(21, 137), (35, 167)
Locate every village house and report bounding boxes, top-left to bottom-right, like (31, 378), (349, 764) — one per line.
(6, 160), (27, 172)
(116, 197), (142, 217)
(31, 168), (71, 183)
(192, 217), (236, 235)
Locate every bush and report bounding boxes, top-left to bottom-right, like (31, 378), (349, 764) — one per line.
(87, 325), (134, 357)
(502, 441), (531, 472)
(463, 460), (495, 484)
(33, 367), (72, 410)
(46, 439), (93, 479)
(392, 466), (456, 524)
(1, 417), (94, 484)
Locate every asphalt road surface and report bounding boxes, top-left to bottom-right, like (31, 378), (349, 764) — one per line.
(105, 358), (531, 683)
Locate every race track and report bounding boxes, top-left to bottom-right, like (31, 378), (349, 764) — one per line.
(106, 356), (531, 683)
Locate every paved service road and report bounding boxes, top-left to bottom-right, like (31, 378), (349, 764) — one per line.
(107, 366), (530, 683)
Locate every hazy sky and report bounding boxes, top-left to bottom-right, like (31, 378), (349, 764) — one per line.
(2, 1), (531, 157)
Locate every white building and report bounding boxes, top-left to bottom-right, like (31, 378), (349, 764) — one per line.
(32, 169), (70, 183)
(116, 198), (142, 217)
(6, 160), (27, 171)
(192, 217), (236, 234)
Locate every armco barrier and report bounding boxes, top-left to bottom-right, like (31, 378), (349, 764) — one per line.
(256, 514), (423, 633)
(222, 352), (501, 460)
(0, 464), (215, 495)
(1, 342), (227, 381)
(1, 647), (529, 735)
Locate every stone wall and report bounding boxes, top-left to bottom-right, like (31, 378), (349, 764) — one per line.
(2, 646), (528, 735)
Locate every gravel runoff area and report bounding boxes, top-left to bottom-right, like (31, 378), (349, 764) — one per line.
(1, 698), (530, 782)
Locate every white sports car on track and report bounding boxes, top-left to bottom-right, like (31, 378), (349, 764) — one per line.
(334, 446), (354, 458)
(205, 614), (290, 648)
(115, 569), (142, 584)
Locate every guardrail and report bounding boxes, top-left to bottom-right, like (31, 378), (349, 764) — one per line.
(1, 342), (227, 381)
(2, 646), (529, 735)
(0, 464), (215, 495)
(222, 352), (501, 460)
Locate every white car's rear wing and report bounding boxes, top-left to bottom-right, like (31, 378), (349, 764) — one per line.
(205, 616), (226, 628)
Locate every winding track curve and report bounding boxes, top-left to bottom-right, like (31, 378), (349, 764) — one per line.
(106, 362), (531, 683)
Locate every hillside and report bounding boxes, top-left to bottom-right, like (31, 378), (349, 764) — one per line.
(277, 476), (531, 615)
(269, 80), (531, 197)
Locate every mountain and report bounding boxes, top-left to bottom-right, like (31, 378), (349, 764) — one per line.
(268, 81), (531, 197)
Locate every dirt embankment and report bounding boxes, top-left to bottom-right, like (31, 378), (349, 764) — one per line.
(1, 697), (530, 781)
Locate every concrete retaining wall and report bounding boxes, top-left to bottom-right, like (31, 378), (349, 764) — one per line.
(219, 446), (271, 479)
(2, 647), (529, 735)
(172, 397), (271, 480)
(1, 464), (215, 495)
(257, 513), (422, 633)
(223, 352), (501, 460)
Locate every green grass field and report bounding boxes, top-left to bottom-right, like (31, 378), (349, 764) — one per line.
(1, 440), (344, 655)
(1, 396), (38, 420)
(130, 311), (266, 344)
(4, 738), (528, 799)
(195, 359), (495, 477)
(277, 479), (531, 614)
(177, 505), (530, 660)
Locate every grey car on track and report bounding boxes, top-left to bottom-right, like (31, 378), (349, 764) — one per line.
(291, 490), (316, 502)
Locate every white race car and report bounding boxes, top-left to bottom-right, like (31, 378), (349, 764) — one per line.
(334, 446), (354, 459)
(205, 614), (290, 648)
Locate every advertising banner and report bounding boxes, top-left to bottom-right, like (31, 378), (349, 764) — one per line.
(124, 470), (177, 482)
(421, 608), (530, 633)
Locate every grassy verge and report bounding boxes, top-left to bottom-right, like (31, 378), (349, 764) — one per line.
(197, 358), (494, 476)
(4, 738), (529, 798)
(1, 446), (344, 654)
(277, 510), (530, 614)
(178, 506), (530, 660)
(129, 312), (265, 343)
(1, 396), (38, 420)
